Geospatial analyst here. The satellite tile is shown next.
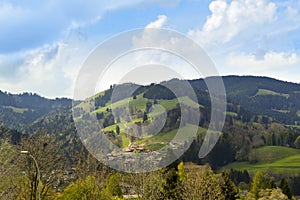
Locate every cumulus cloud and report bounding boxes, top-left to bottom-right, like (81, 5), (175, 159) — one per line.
(227, 51), (299, 70)
(0, 0), (163, 97)
(0, 35), (96, 98)
(216, 51), (300, 83)
(145, 15), (167, 28)
(185, 0), (300, 84)
(188, 0), (276, 46)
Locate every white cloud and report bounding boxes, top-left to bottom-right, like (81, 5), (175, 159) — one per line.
(227, 51), (299, 71)
(185, 0), (300, 84)
(219, 51), (300, 83)
(145, 15), (167, 28)
(0, 35), (96, 98)
(188, 0), (276, 46)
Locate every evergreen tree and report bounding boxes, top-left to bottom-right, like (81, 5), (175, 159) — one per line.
(280, 178), (292, 199)
(116, 125), (120, 134)
(221, 172), (238, 200)
(143, 112), (148, 122)
(107, 173), (122, 198)
(162, 168), (180, 199)
(250, 171), (266, 198)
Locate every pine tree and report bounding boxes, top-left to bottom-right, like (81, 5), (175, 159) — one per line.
(280, 178), (292, 199)
(250, 171), (265, 198)
(116, 125), (120, 134)
(221, 172), (238, 200)
(162, 168), (180, 199)
(107, 173), (122, 198)
(143, 112), (148, 122)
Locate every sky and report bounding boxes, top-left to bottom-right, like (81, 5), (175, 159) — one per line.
(0, 0), (300, 98)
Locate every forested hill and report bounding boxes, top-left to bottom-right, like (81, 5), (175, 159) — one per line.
(1, 75), (300, 131)
(0, 91), (71, 130)
(190, 76), (300, 124)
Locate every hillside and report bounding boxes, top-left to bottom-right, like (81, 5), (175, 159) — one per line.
(2, 76), (300, 196)
(190, 76), (300, 124)
(72, 78), (300, 170)
(223, 146), (300, 174)
(2, 76), (300, 132)
(0, 91), (72, 130)
(75, 86), (205, 152)
(1, 76), (300, 168)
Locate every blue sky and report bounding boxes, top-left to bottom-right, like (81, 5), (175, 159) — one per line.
(0, 0), (300, 98)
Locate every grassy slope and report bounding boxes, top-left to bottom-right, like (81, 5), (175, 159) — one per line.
(92, 95), (203, 115)
(256, 89), (289, 98)
(226, 112), (238, 117)
(223, 146), (300, 173)
(136, 124), (207, 150)
(2, 106), (29, 113)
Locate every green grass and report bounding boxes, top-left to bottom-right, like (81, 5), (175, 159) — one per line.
(145, 143), (166, 151)
(253, 146), (300, 163)
(178, 96), (204, 109)
(297, 111), (300, 117)
(110, 95), (148, 110)
(102, 124), (130, 148)
(136, 125), (207, 150)
(83, 92), (203, 119)
(158, 96), (203, 111)
(120, 132), (130, 147)
(148, 104), (166, 117)
(272, 109), (289, 114)
(226, 112), (238, 117)
(2, 106), (29, 113)
(93, 103), (110, 113)
(157, 99), (179, 110)
(256, 89), (289, 98)
(222, 146), (300, 173)
(129, 94), (149, 110)
(103, 124), (117, 132)
(93, 94), (149, 114)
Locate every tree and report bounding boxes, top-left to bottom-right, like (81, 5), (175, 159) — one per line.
(0, 139), (23, 199)
(280, 178), (293, 199)
(18, 134), (63, 200)
(146, 101), (152, 113)
(177, 162), (186, 182)
(183, 164), (225, 200)
(250, 171), (276, 199)
(258, 188), (289, 200)
(250, 171), (266, 198)
(143, 112), (148, 122)
(57, 175), (112, 200)
(294, 135), (300, 149)
(116, 125), (120, 134)
(106, 173), (122, 198)
(161, 168), (180, 199)
(221, 172), (238, 200)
